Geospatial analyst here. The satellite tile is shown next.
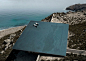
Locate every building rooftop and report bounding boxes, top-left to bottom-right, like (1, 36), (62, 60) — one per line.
(13, 21), (69, 56)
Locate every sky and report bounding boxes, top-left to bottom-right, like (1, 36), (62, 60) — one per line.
(0, 0), (86, 12)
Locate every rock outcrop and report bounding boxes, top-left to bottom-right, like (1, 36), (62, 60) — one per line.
(51, 11), (86, 25)
(41, 14), (53, 22)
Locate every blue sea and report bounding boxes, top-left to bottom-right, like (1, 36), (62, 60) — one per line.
(0, 10), (68, 30)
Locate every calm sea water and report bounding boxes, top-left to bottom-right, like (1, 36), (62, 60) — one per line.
(0, 10), (67, 30)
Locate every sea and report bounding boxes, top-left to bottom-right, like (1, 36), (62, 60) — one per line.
(0, 10), (68, 30)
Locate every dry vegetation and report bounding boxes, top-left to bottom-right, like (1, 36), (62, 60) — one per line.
(0, 26), (26, 61)
(68, 22), (86, 50)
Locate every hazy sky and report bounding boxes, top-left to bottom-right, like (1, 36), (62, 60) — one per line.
(0, 0), (86, 12)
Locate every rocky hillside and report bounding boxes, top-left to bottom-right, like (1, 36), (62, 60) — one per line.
(0, 26), (26, 61)
(66, 4), (86, 11)
(46, 11), (86, 50)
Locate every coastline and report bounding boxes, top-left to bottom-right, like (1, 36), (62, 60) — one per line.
(0, 25), (27, 31)
(0, 25), (26, 39)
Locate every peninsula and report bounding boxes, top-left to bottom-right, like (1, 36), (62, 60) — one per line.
(66, 3), (86, 11)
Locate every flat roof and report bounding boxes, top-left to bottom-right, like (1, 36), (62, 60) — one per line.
(13, 21), (69, 56)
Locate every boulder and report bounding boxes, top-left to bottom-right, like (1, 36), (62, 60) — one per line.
(5, 47), (8, 51)
(10, 34), (16, 39)
(0, 51), (4, 54)
(4, 39), (11, 43)
(5, 43), (10, 47)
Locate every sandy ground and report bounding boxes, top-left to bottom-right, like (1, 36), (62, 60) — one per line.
(0, 26), (26, 39)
